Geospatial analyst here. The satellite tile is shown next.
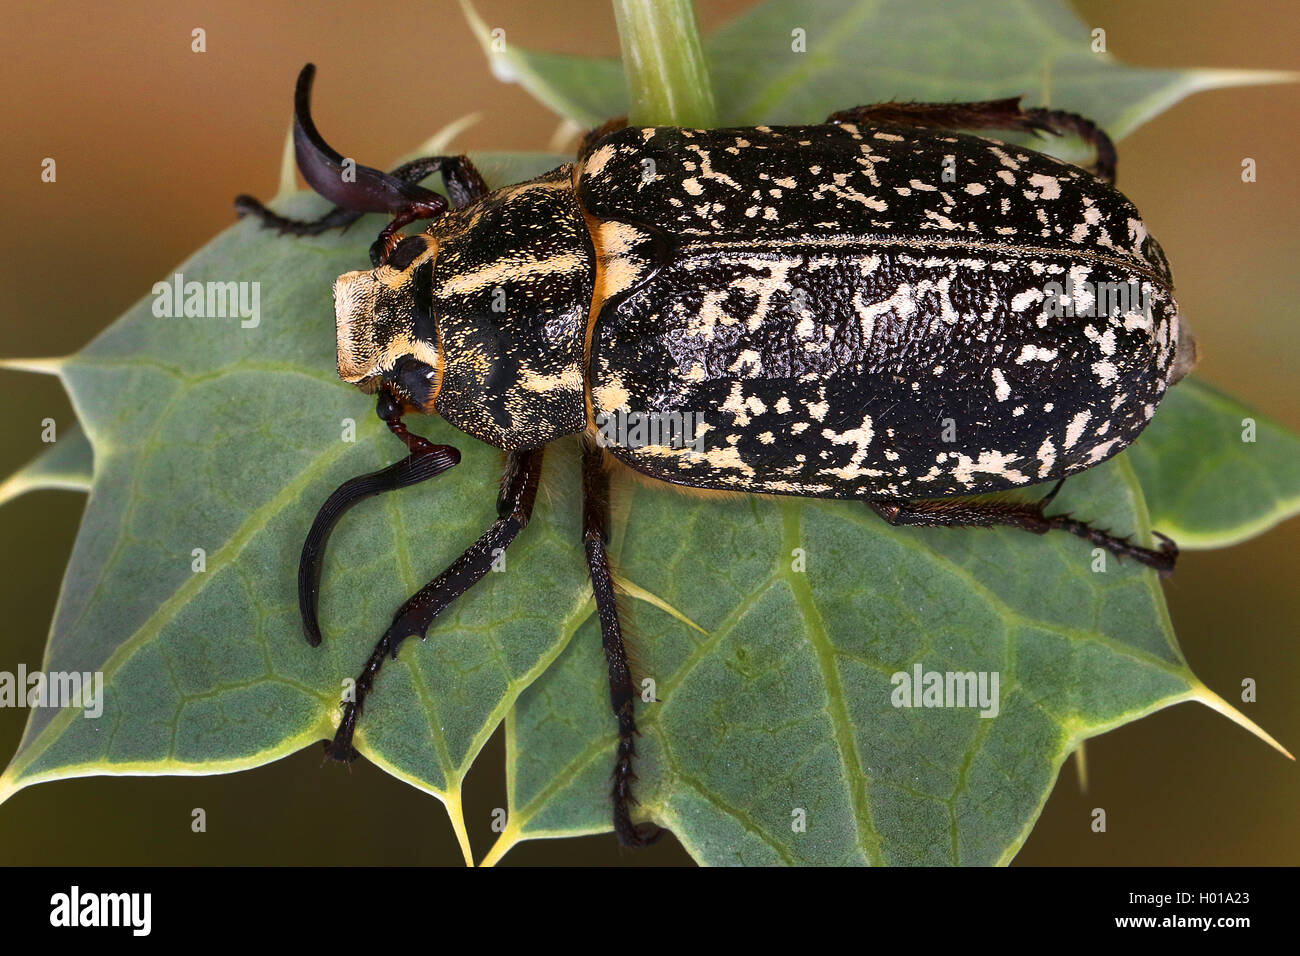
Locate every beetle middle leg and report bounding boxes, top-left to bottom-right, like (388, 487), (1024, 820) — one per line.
(868, 479), (1177, 575)
(323, 447), (544, 761)
(582, 438), (663, 847)
(827, 98), (1117, 183)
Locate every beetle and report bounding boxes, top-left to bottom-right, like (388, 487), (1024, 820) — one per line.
(236, 64), (1193, 847)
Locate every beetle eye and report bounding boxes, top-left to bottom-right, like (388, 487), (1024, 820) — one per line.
(386, 236), (429, 271)
(389, 355), (437, 410)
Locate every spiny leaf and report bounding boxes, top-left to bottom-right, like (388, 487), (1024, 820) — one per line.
(3, 0), (1295, 870)
(0, 423), (92, 508)
(461, 0), (1295, 157)
(1124, 378), (1300, 548)
(0, 155), (576, 871)
(487, 457), (1283, 865)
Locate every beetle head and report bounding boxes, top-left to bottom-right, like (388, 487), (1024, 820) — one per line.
(334, 233), (443, 412)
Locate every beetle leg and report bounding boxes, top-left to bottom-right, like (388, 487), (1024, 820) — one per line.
(581, 438), (664, 847)
(1023, 108), (1117, 184)
(867, 487), (1178, 576)
(234, 155), (490, 236)
(827, 98), (1117, 183)
(323, 447), (544, 762)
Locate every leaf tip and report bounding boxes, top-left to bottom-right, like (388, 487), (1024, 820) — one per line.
(1190, 683), (1294, 760)
(413, 112), (484, 157)
(272, 118), (297, 202)
(0, 356), (66, 377)
(0, 771), (24, 809)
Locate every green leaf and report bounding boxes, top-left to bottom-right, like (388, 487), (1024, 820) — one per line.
(0, 422), (93, 507)
(4, 0), (1296, 868)
(704, 0), (1296, 142)
(463, 0), (1294, 160)
(0, 154), (577, 867)
(484, 457), (1285, 865)
(1124, 377), (1300, 549)
(459, 0), (627, 128)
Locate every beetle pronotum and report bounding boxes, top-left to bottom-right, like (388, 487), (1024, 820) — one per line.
(236, 65), (1192, 846)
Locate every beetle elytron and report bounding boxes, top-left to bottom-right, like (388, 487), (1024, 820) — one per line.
(236, 65), (1192, 847)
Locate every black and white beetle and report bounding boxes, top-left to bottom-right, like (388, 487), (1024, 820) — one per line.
(236, 65), (1193, 847)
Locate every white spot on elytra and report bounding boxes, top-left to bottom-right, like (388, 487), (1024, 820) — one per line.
(1064, 410), (1092, 449)
(1015, 344), (1058, 364)
(991, 368), (1011, 402)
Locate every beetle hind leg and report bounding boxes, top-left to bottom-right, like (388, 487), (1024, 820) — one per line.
(582, 439), (663, 847)
(868, 479), (1177, 575)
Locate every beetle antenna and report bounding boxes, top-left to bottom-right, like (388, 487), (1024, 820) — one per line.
(288, 64), (450, 266)
(298, 400), (460, 647)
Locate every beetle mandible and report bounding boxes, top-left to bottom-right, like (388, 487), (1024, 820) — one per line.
(236, 65), (1193, 847)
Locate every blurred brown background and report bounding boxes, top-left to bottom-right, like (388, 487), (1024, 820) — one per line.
(0, 0), (1295, 866)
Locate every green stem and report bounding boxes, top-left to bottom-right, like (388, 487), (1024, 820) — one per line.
(612, 0), (718, 127)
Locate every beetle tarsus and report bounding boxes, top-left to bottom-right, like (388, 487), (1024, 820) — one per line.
(233, 194), (365, 236)
(582, 438), (664, 847)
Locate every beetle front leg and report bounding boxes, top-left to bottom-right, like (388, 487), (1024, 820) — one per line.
(868, 479), (1177, 575)
(324, 447), (544, 762)
(581, 438), (663, 847)
(827, 98), (1117, 183)
(235, 155), (491, 236)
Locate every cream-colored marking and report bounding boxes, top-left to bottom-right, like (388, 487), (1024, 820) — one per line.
(704, 445), (753, 475)
(817, 415), (875, 479)
(720, 381), (751, 426)
(1015, 344), (1057, 364)
(814, 177), (889, 212)
(521, 367), (584, 394)
(1029, 173), (1062, 199)
(1087, 438), (1119, 463)
(855, 284), (916, 336)
(988, 147), (1020, 170)
(991, 368), (1011, 402)
(1091, 360), (1118, 386)
(924, 210), (959, 230)
(583, 144), (618, 178)
(952, 450), (1027, 486)
(439, 252), (587, 297)
(1036, 437), (1056, 478)
(593, 379), (631, 412)
(1064, 410), (1092, 449)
